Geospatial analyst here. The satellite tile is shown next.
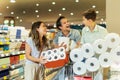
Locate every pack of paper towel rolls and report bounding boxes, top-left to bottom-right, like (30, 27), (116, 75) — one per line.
(40, 47), (66, 62)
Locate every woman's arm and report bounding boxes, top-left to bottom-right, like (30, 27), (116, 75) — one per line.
(25, 43), (40, 63)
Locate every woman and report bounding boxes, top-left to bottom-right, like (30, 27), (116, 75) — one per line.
(25, 21), (48, 80)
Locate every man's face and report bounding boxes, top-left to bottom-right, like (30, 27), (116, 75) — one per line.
(59, 18), (70, 32)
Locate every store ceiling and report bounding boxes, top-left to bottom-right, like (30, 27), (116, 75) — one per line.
(0, 0), (105, 28)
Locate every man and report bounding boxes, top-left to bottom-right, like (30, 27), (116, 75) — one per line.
(81, 9), (108, 80)
(53, 16), (81, 80)
(81, 9), (108, 44)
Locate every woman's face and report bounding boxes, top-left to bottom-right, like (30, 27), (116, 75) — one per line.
(37, 23), (47, 36)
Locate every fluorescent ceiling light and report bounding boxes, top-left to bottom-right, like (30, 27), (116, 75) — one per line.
(10, 0), (16, 3)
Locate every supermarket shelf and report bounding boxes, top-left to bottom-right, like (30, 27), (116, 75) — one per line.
(0, 65), (9, 71)
(0, 51), (25, 58)
(10, 63), (24, 70)
(0, 30), (8, 34)
(0, 41), (10, 45)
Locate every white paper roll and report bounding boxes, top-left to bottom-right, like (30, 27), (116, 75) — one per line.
(59, 47), (65, 53)
(105, 33), (120, 48)
(70, 48), (84, 62)
(52, 53), (59, 61)
(58, 37), (70, 51)
(46, 50), (54, 62)
(73, 62), (86, 75)
(99, 53), (112, 68)
(41, 51), (48, 58)
(93, 39), (107, 54)
(47, 55), (53, 62)
(85, 57), (100, 72)
(59, 52), (66, 59)
(110, 46), (120, 63)
(47, 50), (53, 55)
(81, 43), (95, 58)
(52, 48), (59, 54)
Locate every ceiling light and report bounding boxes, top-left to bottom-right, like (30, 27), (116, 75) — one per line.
(0, 13), (2, 15)
(16, 16), (19, 19)
(62, 8), (66, 11)
(36, 3), (39, 6)
(53, 24), (56, 28)
(32, 22), (34, 24)
(35, 10), (39, 13)
(78, 24), (81, 26)
(75, 0), (79, 2)
(48, 9), (52, 12)
(23, 11), (26, 14)
(20, 19), (22, 22)
(11, 12), (14, 14)
(37, 15), (39, 18)
(103, 22), (106, 24)
(52, 2), (56, 5)
(92, 5), (96, 8)
(70, 13), (74, 15)
(96, 11), (99, 14)
(6, 6), (9, 9)
(10, 0), (16, 3)
(71, 23), (74, 25)
(59, 14), (62, 16)
(47, 24), (50, 26)
(101, 18), (104, 21)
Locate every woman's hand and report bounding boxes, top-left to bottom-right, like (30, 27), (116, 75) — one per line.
(39, 56), (47, 64)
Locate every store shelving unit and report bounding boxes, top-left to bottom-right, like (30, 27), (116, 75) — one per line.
(0, 25), (27, 80)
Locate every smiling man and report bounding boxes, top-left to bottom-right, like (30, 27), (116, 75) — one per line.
(53, 16), (81, 80)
